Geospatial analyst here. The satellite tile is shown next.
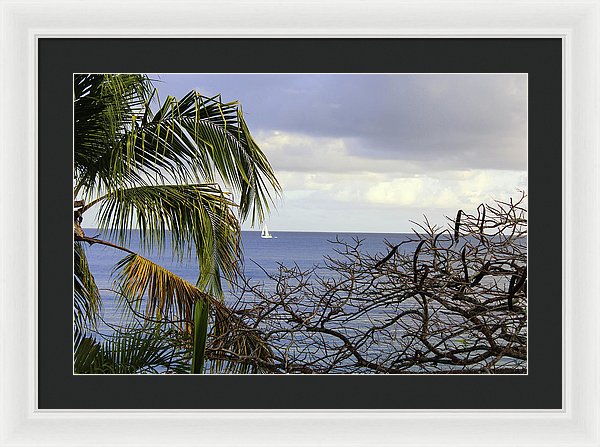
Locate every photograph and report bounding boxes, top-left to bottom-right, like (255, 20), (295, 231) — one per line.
(73, 73), (528, 375)
(4, 0), (598, 442)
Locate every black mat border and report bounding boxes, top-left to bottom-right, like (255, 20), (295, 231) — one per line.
(39, 38), (562, 410)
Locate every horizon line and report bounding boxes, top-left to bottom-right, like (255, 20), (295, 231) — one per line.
(81, 227), (421, 235)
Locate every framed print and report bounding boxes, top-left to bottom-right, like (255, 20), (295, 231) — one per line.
(43, 39), (554, 410)
(1, 1), (599, 446)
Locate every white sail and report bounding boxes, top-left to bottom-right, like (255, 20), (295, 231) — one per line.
(261, 224), (273, 239)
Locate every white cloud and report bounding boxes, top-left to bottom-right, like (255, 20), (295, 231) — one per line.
(154, 74), (528, 232)
(363, 171), (526, 209)
(257, 130), (428, 175)
(258, 167), (526, 232)
(257, 129), (526, 208)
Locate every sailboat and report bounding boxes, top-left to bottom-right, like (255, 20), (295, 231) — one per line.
(260, 224), (273, 239)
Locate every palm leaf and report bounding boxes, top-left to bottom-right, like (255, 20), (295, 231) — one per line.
(112, 253), (274, 373)
(190, 298), (209, 374)
(73, 328), (104, 373)
(75, 75), (280, 227)
(97, 183), (240, 294)
(74, 74), (281, 374)
(74, 74), (152, 196)
(74, 242), (101, 329)
(139, 92), (281, 224)
(74, 321), (192, 374)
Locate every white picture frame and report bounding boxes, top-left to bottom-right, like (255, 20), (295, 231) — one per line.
(1, 0), (598, 445)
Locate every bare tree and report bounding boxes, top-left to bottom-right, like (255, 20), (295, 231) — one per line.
(206, 194), (527, 374)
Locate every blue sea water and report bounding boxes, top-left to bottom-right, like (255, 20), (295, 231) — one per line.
(80, 229), (526, 373)
(83, 229), (417, 331)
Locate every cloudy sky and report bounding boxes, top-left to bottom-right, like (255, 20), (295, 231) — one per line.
(152, 74), (527, 233)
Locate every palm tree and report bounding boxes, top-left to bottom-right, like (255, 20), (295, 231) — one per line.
(73, 74), (280, 373)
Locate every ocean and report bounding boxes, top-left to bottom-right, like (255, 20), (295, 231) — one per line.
(83, 229), (418, 333)
(80, 229), (526, 374)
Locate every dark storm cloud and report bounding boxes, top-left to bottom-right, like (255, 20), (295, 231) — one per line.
(155, 73), (527, 171)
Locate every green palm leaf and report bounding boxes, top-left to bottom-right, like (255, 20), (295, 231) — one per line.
(138, 91), (280, 224)
(75, 75), (280, 226)
(74, 74), (152, 196)
(191, 298), (209, 374)
(96, 183), (240, 293)
(74, 74), (280, 374)
(74, 242), (101, 329)
(74, 321), (192, 374)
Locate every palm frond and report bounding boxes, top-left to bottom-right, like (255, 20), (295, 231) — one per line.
(138, 92), (281, 225)
(74, 74), (153, 196)
(74, 321), (192, 374)
(74, 74), (281, 374)
(73, 326), (102, 373)
(74, 75), (280, 227)
(191, 298), (209, 373)
(74, 242), (101, 329)
(112, 253), (274, 373)
(97, 183), (241, 293)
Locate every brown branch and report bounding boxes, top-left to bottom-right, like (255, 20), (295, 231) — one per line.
(74, 235), (136, 254)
